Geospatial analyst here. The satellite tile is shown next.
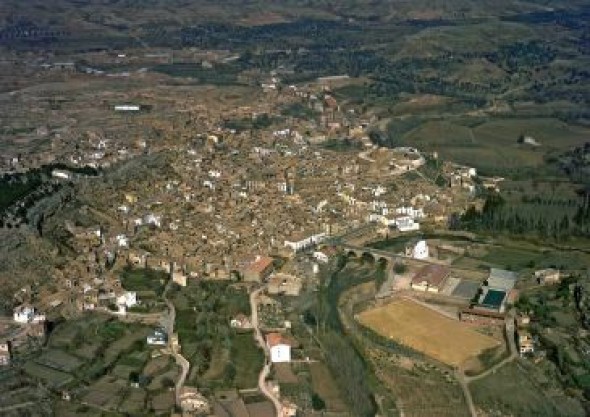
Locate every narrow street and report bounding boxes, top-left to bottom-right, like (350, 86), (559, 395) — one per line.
(250, 286), (283, 417)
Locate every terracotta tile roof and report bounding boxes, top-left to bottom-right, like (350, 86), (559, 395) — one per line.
(265, 332), (289, 348)
(246, 256), (274, 274)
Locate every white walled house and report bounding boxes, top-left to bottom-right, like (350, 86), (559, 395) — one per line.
(284, 233), (326, 252)
(13, 306), (45, 324)
(367, 214), (396, 227)
(411, 240), (429, 260)
(267, 333), (291, 363)
(395, 216), (420, 232)
(313, 251), (329, 263)
(116, 291), (137, 308)
(395, 206), (425, 219)
(114, 104), (140, 111)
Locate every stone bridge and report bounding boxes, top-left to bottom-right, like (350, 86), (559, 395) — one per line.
(338, 243), (436, 268)
(340, 243), (405, 266)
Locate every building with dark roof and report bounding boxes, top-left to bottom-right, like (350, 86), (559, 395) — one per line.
(410, 264), (451, 293)
(480, 289), (507, 311)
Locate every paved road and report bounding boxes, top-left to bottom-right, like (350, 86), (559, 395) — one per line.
(250, 286), (282, 417)
(162, 282), (190, 407)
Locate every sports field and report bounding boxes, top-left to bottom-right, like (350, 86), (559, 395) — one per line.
(358, 298), (499, 366)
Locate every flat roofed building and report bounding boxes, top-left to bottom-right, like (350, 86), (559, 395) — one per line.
(410, 264), (451, 293)
(487, 268), (518, 291)
(460, 308), (505, 326)
(480, 289), (507, 311)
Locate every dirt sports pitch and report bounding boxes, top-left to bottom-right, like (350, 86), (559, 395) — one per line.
(358, 298), (500, 366)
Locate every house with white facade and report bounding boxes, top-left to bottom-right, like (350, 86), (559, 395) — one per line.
(395, 216), (420, 232)
(13, 305), (45, 324)
(395, 206), (425, 219)
(116, 291), (137, 308)
(410, 240), (429, 259)
(284, 232), (326, 252)
(313, 250), (330, 263)
(147, 328), (168, 346)
(267, 333), (291, 363)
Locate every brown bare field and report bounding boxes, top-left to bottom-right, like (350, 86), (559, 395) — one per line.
(358, 298), (499, 366)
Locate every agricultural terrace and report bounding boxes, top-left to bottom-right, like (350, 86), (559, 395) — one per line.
(358, 298), (500, 367)
(22, 313), (178, 414)
(169, 281), (263, 391)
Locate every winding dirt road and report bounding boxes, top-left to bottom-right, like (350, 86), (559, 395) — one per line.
(250, 286), (282, 417)
(163, 282), (190, 407)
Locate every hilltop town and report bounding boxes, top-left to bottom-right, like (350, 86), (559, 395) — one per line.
(0, 53), (492, 417)
(1, 1), (590, 417)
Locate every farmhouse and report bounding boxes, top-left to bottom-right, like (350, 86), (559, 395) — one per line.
(230, 313), (252, 329)
(518, 330), (534, 355)
(267, 273), (302, 296)
(411, 264), (450, 293)
(535, 268), (561, 285)
(13, 305), (45, 324)
(266, 333), (291, 363)
(242, 255), (274, 282)
(179, 386), (210, 414)
(147, 328), (168, 346)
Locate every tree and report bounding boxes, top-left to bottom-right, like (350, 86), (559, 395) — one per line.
(162, 377), (175, 388)
(129, 371), (140, 384)
(393, 262), (407, 274)
(311, 393), (326, 410)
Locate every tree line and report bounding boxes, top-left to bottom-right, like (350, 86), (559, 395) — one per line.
(452, 191), (590, 240)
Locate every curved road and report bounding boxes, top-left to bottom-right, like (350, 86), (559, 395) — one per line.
(250, 286), (283, 417)
(458, 313), (519, 417)
(163, 282), (190, 407)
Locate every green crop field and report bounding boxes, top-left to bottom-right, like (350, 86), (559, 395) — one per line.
(23, 361), (74, 389)
(120, 266), (169, 297)
(470, 363), (584, 417)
